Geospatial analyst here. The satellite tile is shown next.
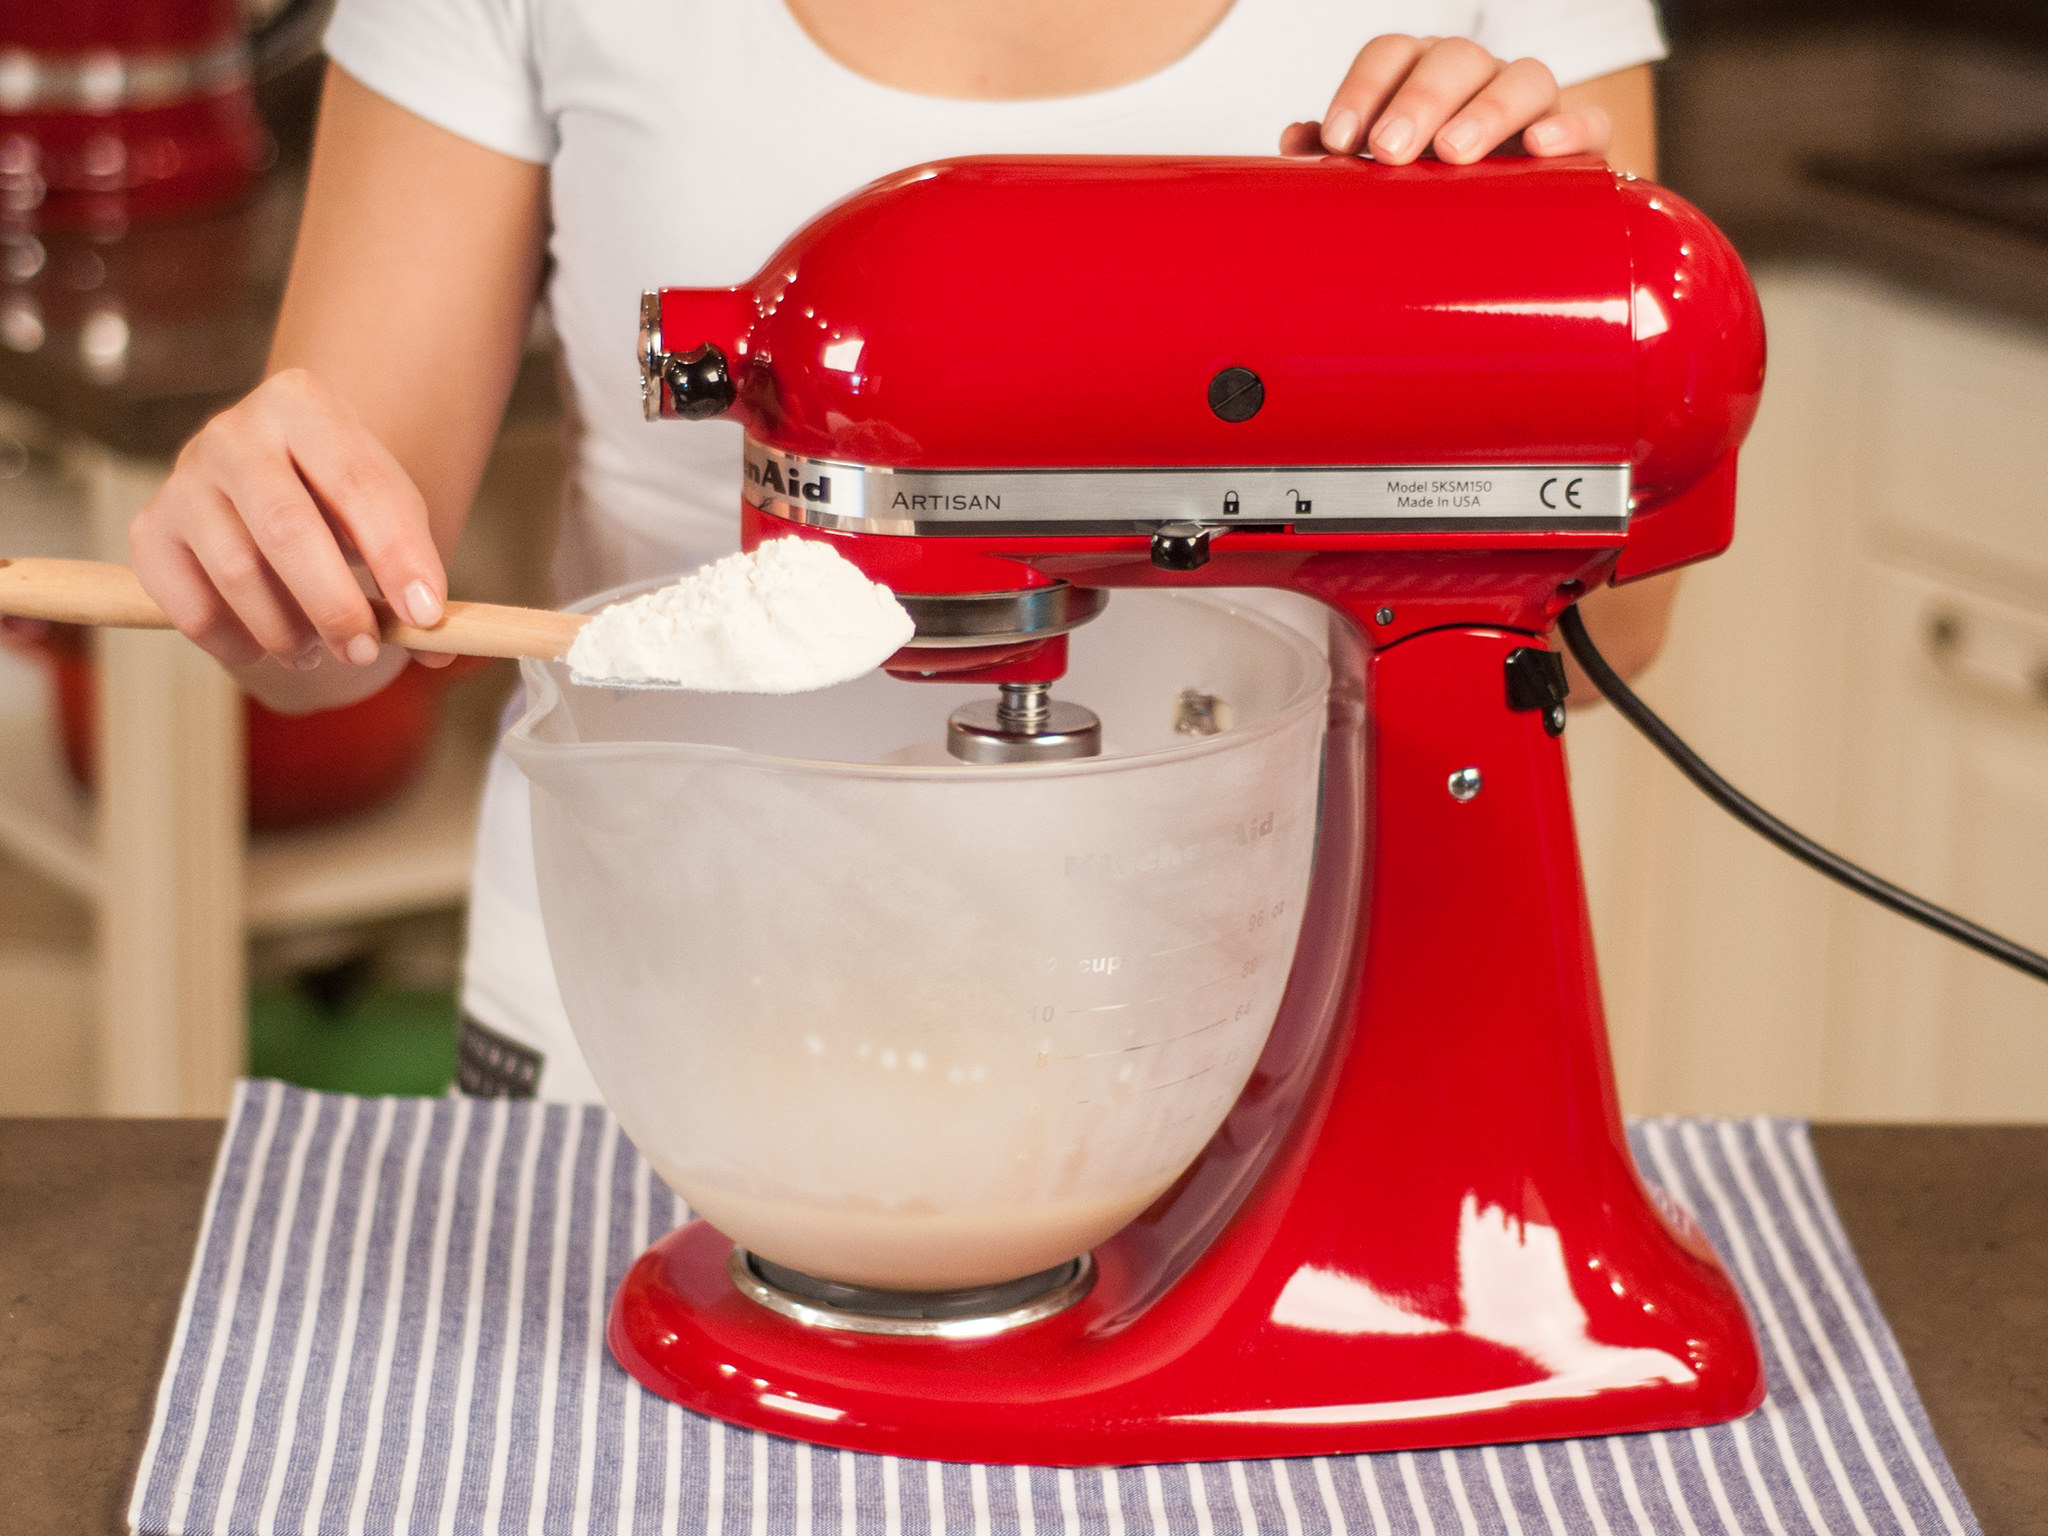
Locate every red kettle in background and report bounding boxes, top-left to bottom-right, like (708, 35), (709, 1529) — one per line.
(1, 0), (330, 230)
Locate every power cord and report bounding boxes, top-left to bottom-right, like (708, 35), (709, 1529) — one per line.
(1557, 604), (2048, 986)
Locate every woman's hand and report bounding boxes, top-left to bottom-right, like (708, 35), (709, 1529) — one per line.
(127, 67), (547, 711)
(129, 367), (451, 693)
(1281, 35), (1613, 166)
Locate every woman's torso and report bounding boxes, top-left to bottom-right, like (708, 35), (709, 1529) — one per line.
(530, 0), (1500, 594)
(317, 0), (1662, 1097)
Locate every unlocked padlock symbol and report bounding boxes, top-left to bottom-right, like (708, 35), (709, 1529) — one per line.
(1222, 490), (1240, 516)
(1287, 489), (1313, 515)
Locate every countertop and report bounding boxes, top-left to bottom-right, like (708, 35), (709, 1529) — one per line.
(1, 1119), (2042, 1536)
(1656, 22), (2048, 328)
(1665, 0), (2048, 51)
(1797, 148), (2048, 332)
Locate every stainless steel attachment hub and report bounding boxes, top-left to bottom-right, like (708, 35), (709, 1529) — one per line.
(947, 682), (1103, 763)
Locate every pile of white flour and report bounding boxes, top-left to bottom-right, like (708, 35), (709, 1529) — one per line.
(565, 538), (915, 692)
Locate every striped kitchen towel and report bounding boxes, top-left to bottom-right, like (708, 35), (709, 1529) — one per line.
(129, 1083), (1981, 1536)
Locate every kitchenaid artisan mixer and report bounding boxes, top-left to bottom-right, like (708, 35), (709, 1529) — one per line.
(532, 152), (1770, 1463)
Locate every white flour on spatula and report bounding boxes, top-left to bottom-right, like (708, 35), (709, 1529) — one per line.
(566, 538), (914, 692)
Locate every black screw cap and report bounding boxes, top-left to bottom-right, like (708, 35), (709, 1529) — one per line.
(662, 343), (736, 419)
(1207, 367), (1264, 423)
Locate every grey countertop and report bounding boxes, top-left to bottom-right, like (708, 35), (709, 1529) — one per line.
(1657, 23), (2048, 326)
(1665, 0), (2048, 51)
(2, 1119), (2043, 1536)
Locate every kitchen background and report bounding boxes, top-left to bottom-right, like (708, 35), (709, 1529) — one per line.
(1, 1), (2044, 1120)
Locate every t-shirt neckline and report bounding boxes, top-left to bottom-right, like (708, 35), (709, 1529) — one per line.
(748, 0), (1256, 127)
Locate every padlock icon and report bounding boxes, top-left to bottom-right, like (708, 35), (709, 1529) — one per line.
(1222, 490), (1240, 516)
(1288, 489), (1313, 515)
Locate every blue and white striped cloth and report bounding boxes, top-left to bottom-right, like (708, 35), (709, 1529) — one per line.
(131, 1082), (1981, 1536)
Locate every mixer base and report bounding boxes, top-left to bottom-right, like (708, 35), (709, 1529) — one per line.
(611, 1209), (1761, 1465)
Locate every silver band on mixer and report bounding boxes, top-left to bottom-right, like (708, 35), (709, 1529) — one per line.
(728, 1247), (1097, 1338)
(895, 583), (1108, 648)
(743, 436), (1631, 535)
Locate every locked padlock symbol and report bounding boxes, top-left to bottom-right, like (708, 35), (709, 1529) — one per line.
(1222, 490), (1240, 515)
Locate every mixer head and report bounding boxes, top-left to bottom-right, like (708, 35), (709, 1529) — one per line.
(640, 153), (1763, 709)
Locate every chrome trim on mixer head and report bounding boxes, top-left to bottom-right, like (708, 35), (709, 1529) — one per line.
(743, 436), (1631, 535)
(896, 583), (1108, 647)
(728, 1248), (1096, 1338)
(639, 291), (663, 422)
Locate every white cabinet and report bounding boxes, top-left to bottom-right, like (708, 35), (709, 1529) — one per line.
(1574, 268), (2048, 1120)
(1826, 566), (2048, 1117)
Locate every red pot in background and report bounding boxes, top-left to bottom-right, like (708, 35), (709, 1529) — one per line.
(2, 617), (484, 831)
(0, 0), (327, 230)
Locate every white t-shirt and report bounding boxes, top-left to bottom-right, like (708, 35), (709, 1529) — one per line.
(325, 0), (1668, 1101)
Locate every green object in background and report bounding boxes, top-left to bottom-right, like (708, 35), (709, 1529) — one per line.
(249, 969), (458, 1096)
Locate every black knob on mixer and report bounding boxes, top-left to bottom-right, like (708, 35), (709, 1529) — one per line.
(661, 344), (736, 419)
(1151, 522), (1214, 571)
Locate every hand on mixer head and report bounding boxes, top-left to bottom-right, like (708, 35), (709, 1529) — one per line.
(1281, 35), (1675, 699)
(1282, 35), (1652, 177)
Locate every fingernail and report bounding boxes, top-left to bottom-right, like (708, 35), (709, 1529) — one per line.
(346, 633), (380, 666)
(290, 643), (324, 672)
(1322, 108), (1360, 155)
(1440, 119), (1482, 157)
(1373, 117), (1415, 159)
(1528, 121), (1564, 151)
(404, 580), (443, 627)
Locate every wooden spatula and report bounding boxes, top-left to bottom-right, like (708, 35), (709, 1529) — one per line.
(0, 556), (587, 662)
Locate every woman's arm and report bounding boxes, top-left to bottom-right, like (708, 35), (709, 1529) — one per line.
(129, 65), (547, 711)
(1559, 61), (1655, 179)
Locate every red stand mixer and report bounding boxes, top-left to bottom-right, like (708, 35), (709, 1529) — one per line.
(607, 153), (1768, 1464)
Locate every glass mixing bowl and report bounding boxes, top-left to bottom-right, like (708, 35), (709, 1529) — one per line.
(506, 588), (1328, 1291)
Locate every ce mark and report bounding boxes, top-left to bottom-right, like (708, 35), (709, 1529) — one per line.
(1539, 476), (1585, 511)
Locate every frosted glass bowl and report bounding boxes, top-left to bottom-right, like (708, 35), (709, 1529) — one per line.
(507, 588), (1327, 1290)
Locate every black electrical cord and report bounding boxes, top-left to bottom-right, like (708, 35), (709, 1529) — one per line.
(1557, 604), (2048, 986)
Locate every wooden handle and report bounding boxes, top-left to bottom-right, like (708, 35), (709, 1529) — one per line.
(380, 600), (587, 661)
(0, 557), (175, 628)
(0, 556), (588, 662)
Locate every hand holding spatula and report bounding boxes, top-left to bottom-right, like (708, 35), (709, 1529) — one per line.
(0, 556), (587, 663)
(0, 545), (911, 692)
